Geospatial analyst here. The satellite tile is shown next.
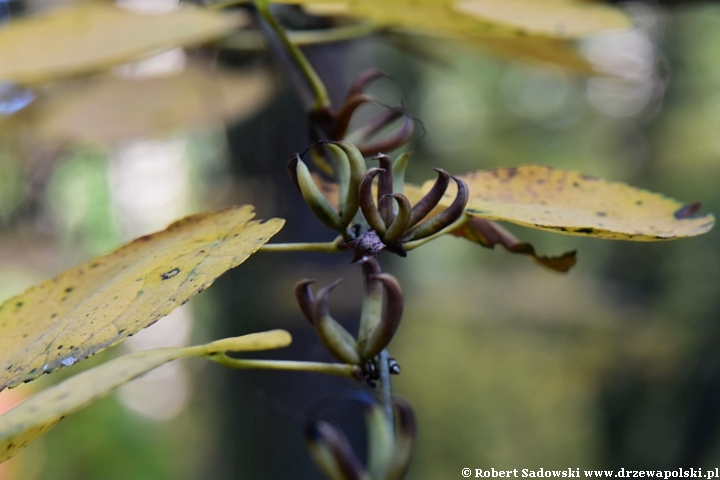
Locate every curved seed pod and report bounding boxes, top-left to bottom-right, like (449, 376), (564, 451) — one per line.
(296, 157), (345, 232)
(310, 146), (336, 178)
(392, 152), (412, 196)
(407, 168), (450, 228)
(359, 168), (387, 235)
(358, 258), (383, 351)
(405, 175), (469, 241)
(315, 280), (363, 365)
(287, 154), (302, 191)
(365, 402), (395, 479)
(362, 273), (404, 360)
(345, 69), (387, 100)
(382, 194), (412, 242)
(349, 109), (403, 145)
(325, 143), (353, 224)
(336, 141), (367, 225)
(374, 154), (395, 226)
(383, 397), (416, 480)
(306, 420), (371, 480)
(334, 93), (375, 140)
(359, 115), (414, 157)
(294, 279), (316, 326)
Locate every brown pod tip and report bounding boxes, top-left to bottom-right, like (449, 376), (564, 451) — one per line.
(359, 168), (388, 235)
(408, 168), (450, 228)
(294, 279), (316, 325)
(287, 154), (301, 191)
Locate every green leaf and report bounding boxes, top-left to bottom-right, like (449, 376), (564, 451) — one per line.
(0, 206), (285, 391)
(0, 330), (292, 463)
(424, 165), (715, 240)
(0, 4), (245, 84)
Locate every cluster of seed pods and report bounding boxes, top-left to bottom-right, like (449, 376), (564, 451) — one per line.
(305, 395), (416, 480)
(295, 258), (403, 385)
(288, 137), (468, 479)
(289, 141), (470, 261)
(310, 69), (415, 156)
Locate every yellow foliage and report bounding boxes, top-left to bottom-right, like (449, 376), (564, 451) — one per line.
(425, 166), (715, 240)
(281, 0), (631, 71)
(0, 3), (245, 84)
(0, 206), (284, 391)
(25, 67), (273, 145)
(0, 330), (292, 463)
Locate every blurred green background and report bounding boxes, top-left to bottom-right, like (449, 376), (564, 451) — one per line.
(2, 1), (720, 479)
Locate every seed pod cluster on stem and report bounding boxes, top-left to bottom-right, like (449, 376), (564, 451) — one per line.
(309, 69), (415, 157)
(305, 395), (416, 480)
(348, 153), (470, 260)
(289, 141), (470, 261)
(288, 141), (367, 241)
(294, 258), (403, 384)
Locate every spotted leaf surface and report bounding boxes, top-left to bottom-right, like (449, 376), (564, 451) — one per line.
(0, 330), (292, 463)
(313, 174), (576, 270)
(0, 3), (245, 84)
(421, 166), (714, 240)
(0, 206), (284, 391)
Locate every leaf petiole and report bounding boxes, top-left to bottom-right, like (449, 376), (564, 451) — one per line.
(209, 354), (360, 378)
(258, 238), (345, 253)
(403, 213), (471, 251)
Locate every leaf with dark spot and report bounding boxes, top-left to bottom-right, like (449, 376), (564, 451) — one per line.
(674, 202), (702, 220)
(0, 206), (284, 391)
(421, 165), (714, 241)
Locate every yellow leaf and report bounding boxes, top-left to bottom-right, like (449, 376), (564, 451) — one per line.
(279, 0), (629, 71)
(28, 66), (274, 145)
(0, 4), (245, 84)
(454, 0), (629, 39)
(0, 330), (292, 463)
(0, 206), (285, 391)
(423, 165), (715, 240)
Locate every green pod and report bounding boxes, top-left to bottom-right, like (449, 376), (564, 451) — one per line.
(365, 402), (395, 480)
(325, 143), (352, 224)
(383, 397), (416, 480)
(295, 156), (345, 232)
(382, 194), (412, 242)
(306, 420), (371, 480)
(337, 141), (367, 224)
(392, 152), (412, 196)
(315, 280), (363, 365)
(357, 259), (383, 354)
(361, 273), (404, 361)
